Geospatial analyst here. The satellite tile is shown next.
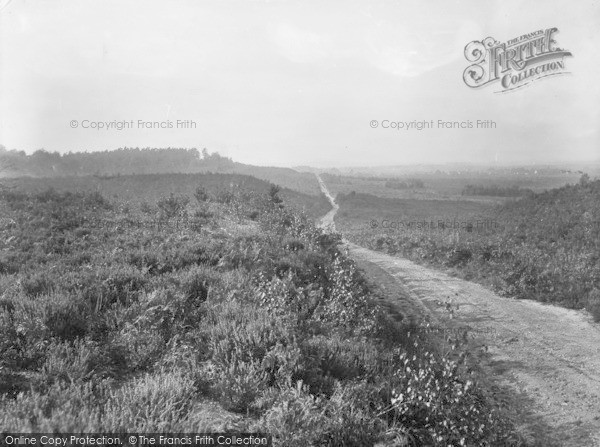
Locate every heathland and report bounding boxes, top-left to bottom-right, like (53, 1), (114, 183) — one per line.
(334, 175), (600, 320)
(0, 167), (523, 445)
(2, 148), (597, 445)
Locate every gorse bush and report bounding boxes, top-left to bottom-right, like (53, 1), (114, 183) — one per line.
(0, 182), (522, 445)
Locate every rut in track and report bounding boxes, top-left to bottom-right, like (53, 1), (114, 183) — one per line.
(315, 173), (600, 446)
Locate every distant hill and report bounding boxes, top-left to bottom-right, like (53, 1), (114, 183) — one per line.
(0, 146), (321, 196)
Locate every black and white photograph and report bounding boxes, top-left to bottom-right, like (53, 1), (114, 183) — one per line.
(0, 1), (599, 445)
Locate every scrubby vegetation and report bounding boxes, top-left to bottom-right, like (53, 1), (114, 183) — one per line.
(0, 146), (322, 196)
(318, 168), (588, 203)
(385, 179), (425, 190)
(0, 179), (522, 445)
(6, 172), (331, 220)
(462, 184), (532, 197)
(338, 177), (600, 319)
(321, 173), (425, 190)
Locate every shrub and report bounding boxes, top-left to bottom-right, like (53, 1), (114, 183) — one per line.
(0, 254), (21, 274)
(140, 201), (154, 214)
(0, 307), (20, 372)
(259, 382), (326, 446)
(38, 339), (110, 387)
(206, 301), (299, 412)
(38, 293), (89, 341)
(96, 265), (148, 308)
(0, 369), (195, 431)
(20, 272), (55, 297)
(212, 358), (269, 413)
(215, 189), (235, 204)
(193, 206), (213, 221)
(447, 248), (473, 267)
(0, 381), (105, 431)
(283, 237), (305, 252)
(300, 335), (380, 391)
(194, 186), (211, 203)
(112, 324), (166, 372)
(127, 250), (160, 273)
(178, 265), (218, 304)
(268, 185), (283, 204)
(101, 368), (196, 430)
(388, 349), (510, 446)
(587, 289), (600, 322)
(319, 381), (385, 446)
(157, 194), (190, 219)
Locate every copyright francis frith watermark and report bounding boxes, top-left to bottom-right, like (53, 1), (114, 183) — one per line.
(463, 27), (572, 93)
(69, 119), (198, 130)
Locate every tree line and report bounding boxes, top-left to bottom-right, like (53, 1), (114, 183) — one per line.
(0, 146), (234, 177)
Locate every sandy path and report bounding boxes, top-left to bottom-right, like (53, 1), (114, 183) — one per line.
(315, 173), (338, 232)
(316, 174), (600, 446)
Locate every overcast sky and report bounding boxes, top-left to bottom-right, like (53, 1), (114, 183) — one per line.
(1, 0), (598, 167)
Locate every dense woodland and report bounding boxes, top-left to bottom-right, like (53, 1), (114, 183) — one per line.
(0, 146), (232, 176)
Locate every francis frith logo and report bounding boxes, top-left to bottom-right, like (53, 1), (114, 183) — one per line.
(463, 27), (572, 93)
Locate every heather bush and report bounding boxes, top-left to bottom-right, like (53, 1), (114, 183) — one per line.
(20, 271), (55, 297)
(38, 292), (89, 341)
(319, 381), (385, 446)
(37, 338), (112, 388)
(0, 369), (195, 431)
(0, 381), (106, 431)
(101, 368), (196, 430)
(177, 264), (219, 303)
(259, 382), (327, 446)
(112, 323), (166, 372)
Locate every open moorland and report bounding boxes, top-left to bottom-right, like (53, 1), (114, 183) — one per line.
(2, 148), (598, 445)
(317, 172), (600, 446)
(0, 172), (525, 446)
(333, 173), (600, 319)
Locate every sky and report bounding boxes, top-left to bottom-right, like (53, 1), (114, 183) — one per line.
(0, 0), (599, 167)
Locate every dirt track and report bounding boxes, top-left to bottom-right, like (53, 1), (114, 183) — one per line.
(316, 174), (600, 447)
